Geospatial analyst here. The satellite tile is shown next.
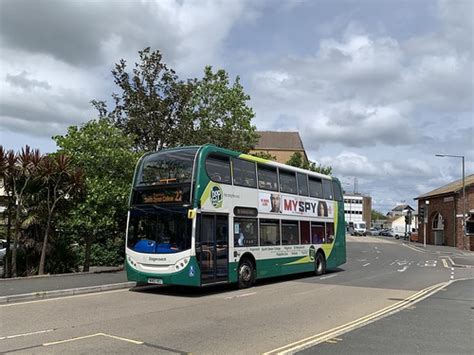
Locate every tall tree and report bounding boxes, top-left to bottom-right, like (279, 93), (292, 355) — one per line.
(1, 146), (41, 277)
(37, 155), (84, 275)
(186, 66), (258, 152)
(93, 48), (258, 153)
(286, 152), (332, 175)
(54, 119), (138, 271)
(92, 47), (194, 152)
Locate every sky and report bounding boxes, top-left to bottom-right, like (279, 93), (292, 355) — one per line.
(0, 0), (473, 213)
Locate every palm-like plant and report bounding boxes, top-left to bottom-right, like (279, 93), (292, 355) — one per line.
(37, 154), (84, 275)
(6, 145), (41, 277)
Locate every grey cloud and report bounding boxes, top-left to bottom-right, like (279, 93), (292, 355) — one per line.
(5, 71), (51, 90)
(0, 0), (180, 67)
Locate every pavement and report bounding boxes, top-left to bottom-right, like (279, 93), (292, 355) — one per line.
(298, 278), (474, 354)
(0, 267), (133, 304)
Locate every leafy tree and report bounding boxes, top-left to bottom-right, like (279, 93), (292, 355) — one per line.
(1, 146), (41, 277)
(37, 155), (84, 275)
(372, 210), (387, 221)
(93, 48), (258, 153)
(92, 47), (194, 152)
(54, 119), (138, 271)
(186, 66), (258, 152)
(286, 152), (332, 175)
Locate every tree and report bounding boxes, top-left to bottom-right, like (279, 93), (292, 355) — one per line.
(286, 152), (332, 175)
(1, 146), (41, 277)
(372, 210), (387, 221)
(37, 155), (84, 275)
(93, 48), (259, 153)
(54, 119), (138, 271)
(186, 66), (259, 152)
(92, 47), (194, 152)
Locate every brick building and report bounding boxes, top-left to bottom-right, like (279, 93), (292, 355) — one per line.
(250, 131), (308, 164)
(415, 174), (474, 251)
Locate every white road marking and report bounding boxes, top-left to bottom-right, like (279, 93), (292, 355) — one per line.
(397, 266), (408, 273)
(320, 274), (338, 280)
(43, 332), (143, 347)
(362, 263), (370, 267)
(225, 292), (256, 300)
(442, 259), (449, 268)
(0, 329), (55, 341)
(390, 261), (396, 265)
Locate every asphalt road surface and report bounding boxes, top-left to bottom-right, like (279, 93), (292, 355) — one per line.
(1, 236), (472, 354)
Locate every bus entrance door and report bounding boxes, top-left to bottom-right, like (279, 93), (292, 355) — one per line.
(198, 214), (229, 284)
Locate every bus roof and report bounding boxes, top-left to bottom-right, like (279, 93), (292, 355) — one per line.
(139, 144), (337, 182)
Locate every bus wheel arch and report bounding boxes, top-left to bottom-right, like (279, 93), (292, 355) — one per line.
(237, 253), (256, 289)
(315, 249), (326, 276)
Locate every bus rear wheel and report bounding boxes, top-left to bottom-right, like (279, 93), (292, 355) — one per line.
(238, 259), (255, 289)
(315, 252), (326, 276)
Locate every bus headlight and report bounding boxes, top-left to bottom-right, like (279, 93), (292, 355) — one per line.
(174, 257), (190, 271)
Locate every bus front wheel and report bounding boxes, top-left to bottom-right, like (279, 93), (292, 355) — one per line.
(238, 259), (255, 289)
(315, 252), (326, 276)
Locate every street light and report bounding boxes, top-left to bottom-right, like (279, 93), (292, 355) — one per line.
(435, 154), (465, 248)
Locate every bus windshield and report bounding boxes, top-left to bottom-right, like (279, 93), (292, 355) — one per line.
(127, 207), (192, 254)
(137, 148), (198, 186)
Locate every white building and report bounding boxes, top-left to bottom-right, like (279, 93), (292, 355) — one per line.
(344, 194), (363, 223)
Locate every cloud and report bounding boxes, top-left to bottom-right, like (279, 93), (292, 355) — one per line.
(0, 0), (255, 138)
(5, 71), (51, 90)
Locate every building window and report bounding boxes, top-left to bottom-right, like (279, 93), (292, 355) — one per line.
(432, 212), (444, 230)
(466, 214), (474, 235)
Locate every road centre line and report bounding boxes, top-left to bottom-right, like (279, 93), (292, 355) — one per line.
(263, 281), (451, 354)
(319, 274), (338, 280)
(0, 288), (128, 308)
(0, 329), (55, 341)
(362, 263), (370, 267)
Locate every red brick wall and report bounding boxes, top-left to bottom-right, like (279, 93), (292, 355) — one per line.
(418, 185), (474, 251)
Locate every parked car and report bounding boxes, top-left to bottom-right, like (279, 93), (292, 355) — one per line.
(380, 228), (399, 238)
(367, 228), (381, 236)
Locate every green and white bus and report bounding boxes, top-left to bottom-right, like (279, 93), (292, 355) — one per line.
(126, 144), (346, 288)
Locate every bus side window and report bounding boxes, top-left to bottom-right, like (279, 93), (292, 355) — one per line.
(332, 180), (343, 201)
(232, 158), (257, 188)
(297, 173), (309, 196)
(257, 165), (278, 191)
(309, 178), (323, 198)
(322, 179), (333, 200)
(325, 222), (335, 244)
(279, 170), (297, 194)
(300, 221), (311, 244)
(206, 154), (231, 184)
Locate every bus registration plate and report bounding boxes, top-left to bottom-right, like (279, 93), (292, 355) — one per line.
(148, 278), (163, 285)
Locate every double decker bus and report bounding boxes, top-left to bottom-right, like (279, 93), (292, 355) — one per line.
(126, 144), (346, 288)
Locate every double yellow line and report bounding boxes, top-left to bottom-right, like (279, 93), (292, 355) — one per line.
(264, 281), (450, 354)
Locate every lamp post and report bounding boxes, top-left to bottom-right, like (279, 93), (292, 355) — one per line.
(435, 154), (465, 249)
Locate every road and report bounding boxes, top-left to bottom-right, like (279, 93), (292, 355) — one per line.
(1, 236), (472, 354)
